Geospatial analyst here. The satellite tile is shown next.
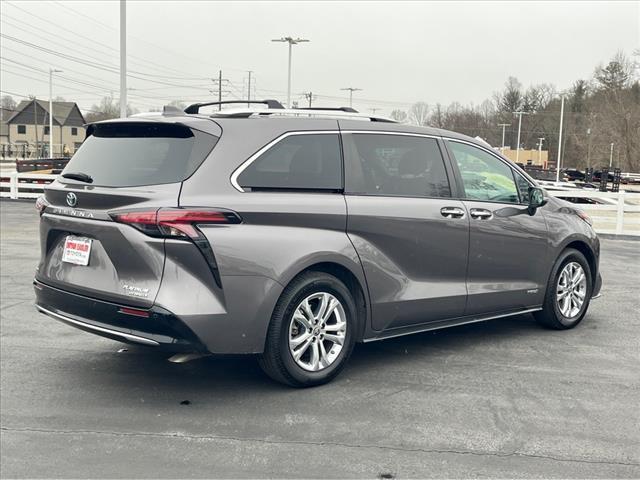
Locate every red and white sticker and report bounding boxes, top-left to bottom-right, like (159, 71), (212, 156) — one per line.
(62, 236), (92, 266)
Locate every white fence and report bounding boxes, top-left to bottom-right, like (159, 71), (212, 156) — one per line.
(1, 172), (640, 236)
(0, 172), (58, 199)
(547, 190), (640, 236)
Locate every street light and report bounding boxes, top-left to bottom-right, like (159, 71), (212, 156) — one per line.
(498, 123), (510, 151)
(271, 36), (309, 108)
(556, 95), (565, 183)
(341, 87), (362, 108)
(49, 67), (62, 158)
(512, 111), (530, 164)
(609, 143), (615, 168)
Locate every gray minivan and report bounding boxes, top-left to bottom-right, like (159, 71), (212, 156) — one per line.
(34, 101), (602, 387)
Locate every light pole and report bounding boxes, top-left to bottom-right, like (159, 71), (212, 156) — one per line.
(272, 36), (309, 108)
(341, 87), (362, 108)
(120, 0), (127, 118)
(537, 137), (545, 166)
(556, 95), (565, 183)
(498, 123), (510, 151)
(49, 68), (62, 158)
(609, 142), (614, 168)
(513, 111), (529, 163)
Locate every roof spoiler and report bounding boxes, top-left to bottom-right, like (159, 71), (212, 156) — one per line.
(184, 99), (284, 114)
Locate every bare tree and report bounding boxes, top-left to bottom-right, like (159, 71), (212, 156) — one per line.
(408, 102), (429, 126)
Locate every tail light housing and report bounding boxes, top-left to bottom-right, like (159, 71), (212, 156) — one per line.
(109, 208), (241, 239)
(35, 195), (49, 215)
(110, 208), (241, 288)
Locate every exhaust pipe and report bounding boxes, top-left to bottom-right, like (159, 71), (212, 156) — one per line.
(167, 353), (210, 363)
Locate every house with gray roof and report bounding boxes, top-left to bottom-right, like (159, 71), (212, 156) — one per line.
(1, 100), (86, 158)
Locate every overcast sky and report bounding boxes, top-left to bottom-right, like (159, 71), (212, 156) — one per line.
(1, 0), (638, 115)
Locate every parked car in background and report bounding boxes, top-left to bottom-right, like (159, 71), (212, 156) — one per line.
(34, 101), (602, 387)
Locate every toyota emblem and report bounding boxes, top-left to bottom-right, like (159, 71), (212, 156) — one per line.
(66, 192), (78, 207)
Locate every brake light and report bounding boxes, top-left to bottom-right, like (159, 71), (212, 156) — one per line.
(110, 208), (241, 239)
(35, 195), (49, 215)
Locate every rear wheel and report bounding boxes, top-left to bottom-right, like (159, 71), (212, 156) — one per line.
(258, 271), (356, 387)
(535, 248), (592, 330)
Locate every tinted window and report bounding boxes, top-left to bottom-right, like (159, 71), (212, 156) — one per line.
(60, 123), (218, 187)
(448, 141), (519, 203)
(238, 134), (342, 190)
(348, 134), (451, 197)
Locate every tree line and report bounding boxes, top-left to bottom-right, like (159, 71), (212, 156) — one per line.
(390, 51), (640, 172)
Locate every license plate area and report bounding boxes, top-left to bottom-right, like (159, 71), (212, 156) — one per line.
(62, 236), (92, 266)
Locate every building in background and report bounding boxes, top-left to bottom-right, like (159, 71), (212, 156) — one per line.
(501, 148), (548, 169)
(0, 100), (86, 159)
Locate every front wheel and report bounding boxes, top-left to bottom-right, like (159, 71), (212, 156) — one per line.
(535, 248), (593, 330)
(258, 272), (356, 387)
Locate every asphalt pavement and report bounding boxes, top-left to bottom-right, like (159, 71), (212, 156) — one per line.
(1, 199), (639, 479)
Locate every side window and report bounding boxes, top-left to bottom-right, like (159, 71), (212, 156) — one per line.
(347, 134), (451, 197)
(514, 170), (532, 204)
(237, 134), (342, 191)
(448, 141), (519, 204)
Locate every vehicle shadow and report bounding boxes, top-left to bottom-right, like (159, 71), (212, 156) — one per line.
(63, 313), (545, 399)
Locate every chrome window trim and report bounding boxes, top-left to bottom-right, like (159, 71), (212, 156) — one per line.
(230, 130), (340, 192)
(341, 130), (440, 140)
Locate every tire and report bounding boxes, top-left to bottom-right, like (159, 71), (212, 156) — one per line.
(535, 248), (593, 330)
(258, 271), (356, 387)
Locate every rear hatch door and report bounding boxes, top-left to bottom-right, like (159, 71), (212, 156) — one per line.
(36, 120), (219, 308)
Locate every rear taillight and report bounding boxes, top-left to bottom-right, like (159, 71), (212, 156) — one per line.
(110, 208), (239, 289)
(110, 208), (241, 239)
(35, 195), (49, 215)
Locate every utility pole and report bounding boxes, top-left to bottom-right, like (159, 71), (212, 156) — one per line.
(556, 96), (565, 183)
(302, 91), (314, 108)
(537, 137), (545, 165)
(341, 87), (362, 108)
(33, 98), (38, 154)
(211, 71), (229, 110)
(609, 142), (614, 168)
(586, 127), (592, 169)
(512, 111), (529, 163)
(49, 68), (62, 158)
(247, 71), (252, 107)
(119, 0), (127, 118)
(271, 37), (310, 108)
(498, 123), (510, 151)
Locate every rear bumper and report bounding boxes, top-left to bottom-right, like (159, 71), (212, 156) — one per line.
(34, 279), (206, 352)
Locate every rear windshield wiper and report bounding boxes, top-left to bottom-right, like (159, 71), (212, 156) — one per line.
(62, 172), (93, 183)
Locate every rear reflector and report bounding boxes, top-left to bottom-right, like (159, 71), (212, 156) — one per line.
(118, 307), (150, 318)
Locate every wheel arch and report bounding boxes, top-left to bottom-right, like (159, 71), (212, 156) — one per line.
(279, 259), (369, 343)
(560, 238), (598, 281)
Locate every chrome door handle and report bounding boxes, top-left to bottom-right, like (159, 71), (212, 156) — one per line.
(440, 207), (465, 219)
(469, 208), (493, 220)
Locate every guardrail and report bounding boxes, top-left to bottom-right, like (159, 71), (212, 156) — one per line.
(547, 190), (640, 235)
(0, 172), (58, 199)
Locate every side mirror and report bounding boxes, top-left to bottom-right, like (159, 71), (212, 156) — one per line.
(528, 186), (547, 214)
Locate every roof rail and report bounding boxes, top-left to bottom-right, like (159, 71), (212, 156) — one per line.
(209, 107), (397, 123)
(184, 99), (284, 114)
(294, 106), (358, 113)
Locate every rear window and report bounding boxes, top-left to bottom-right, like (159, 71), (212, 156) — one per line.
(60, 123), (218, 187)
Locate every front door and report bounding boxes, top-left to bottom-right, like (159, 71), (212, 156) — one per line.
(342, 132), (469, 331)
(445, 139), (549, 315)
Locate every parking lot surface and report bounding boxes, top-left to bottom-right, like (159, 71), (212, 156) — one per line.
(1, 200), (639, 479)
